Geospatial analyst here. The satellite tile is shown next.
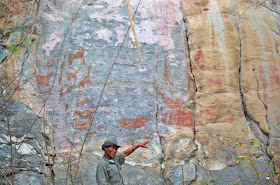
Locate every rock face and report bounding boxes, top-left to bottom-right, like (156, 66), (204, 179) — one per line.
(0, 102), (54, 184)
(0, 0), (279, 184)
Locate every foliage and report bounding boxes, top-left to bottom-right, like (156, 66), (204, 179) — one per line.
(222, 128), (280, 185)
(207, 179), (217, 184)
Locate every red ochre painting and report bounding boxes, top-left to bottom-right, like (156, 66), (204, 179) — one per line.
(76, 123), (90, 130)
(193, 47), (217, 71)
(119, 116), (149, 130)
(73, 109), (96, 120)
(36, 71), (54, 91)
(199, 106), (236, 125)
(258, 65), (280, 89)
(157, 90), (193, 127)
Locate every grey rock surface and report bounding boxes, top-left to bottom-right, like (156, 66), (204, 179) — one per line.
(0, 102), (54, 184)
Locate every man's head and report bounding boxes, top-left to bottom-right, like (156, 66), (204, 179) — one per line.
(102, 138), (120, 159)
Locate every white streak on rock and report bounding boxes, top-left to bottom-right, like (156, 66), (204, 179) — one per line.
(207, 160), (227, 171)
(206, 0), (226, 56)
(95, 29), (113, 43)
(43, 13), (63, 22)
(16, 143), (35, 155)
(89, 0), (124, 23)
(42, 31), (62, 56)
(135, 0), (183, 51)
(125, 160), (153, 167)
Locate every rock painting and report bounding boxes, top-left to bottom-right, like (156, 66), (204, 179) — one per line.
(164, 59), (174, 86)
(224, 108), (235, 123)
(85, 131), (96, 138)
(199, 105), (235, 125)
(69, 39), (88, 65)
(36, 71), (54, 91)
(73, 109), (96, 120)
(193, 47), (217, 71)
(79, 65), (92, 88)
(207, 79), (222, 86)
(68, 67), (82, 85)
(199, 106), (216, 124)
(258, 65), (280, 89)
(76, 123), (90, 130)
(119, 116), (149, 130)
(157, 90), (193, 127)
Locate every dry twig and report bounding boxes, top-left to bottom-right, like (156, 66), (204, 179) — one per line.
(123, 0), (142, 64)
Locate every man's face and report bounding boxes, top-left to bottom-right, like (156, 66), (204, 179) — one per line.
(104, 145), (118, 159)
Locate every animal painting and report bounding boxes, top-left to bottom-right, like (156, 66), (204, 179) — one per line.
(119, 116), (149, 130)
(36, 71), (54, 91)
(79, 65), (92, 88)
(69, 39), (88, 65)
(68, 67), (82, 85)
(73, 109), (96, 120)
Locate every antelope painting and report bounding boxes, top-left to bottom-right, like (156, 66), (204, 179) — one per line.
(69, 39), (88, 66)
(67, 67), (82, 85)
(36, 71), (54, 91)
(79, 65), (92, 88)
(73, 109), (96, 120)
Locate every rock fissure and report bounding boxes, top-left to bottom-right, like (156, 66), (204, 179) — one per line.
(237, 22), (248, 123)
(0, 168), (46, 178)
(154, 60), (167, 184)
(253, 68), (268, 111)
(251, 66), (272, 145)
(155, 104), (165, 157)
(183, 17), (197, 141)
(181, 165), (184, 185)
(236, 19), (270, 165)
(0, 137), (34, 145)
(182, 8), (209, 184)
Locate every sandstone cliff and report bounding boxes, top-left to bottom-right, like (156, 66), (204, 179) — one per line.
(0, 0), (279, 184)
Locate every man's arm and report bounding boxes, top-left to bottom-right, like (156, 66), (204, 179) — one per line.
(123, 141), (150, 157)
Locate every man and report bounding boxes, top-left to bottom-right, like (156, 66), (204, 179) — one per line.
(96, 138), (150, 185)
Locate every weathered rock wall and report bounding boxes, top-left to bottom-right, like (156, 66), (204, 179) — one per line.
(183, 0), (280, 184)
(0, 0), (279, 184)
(0, 102), (54, 184)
